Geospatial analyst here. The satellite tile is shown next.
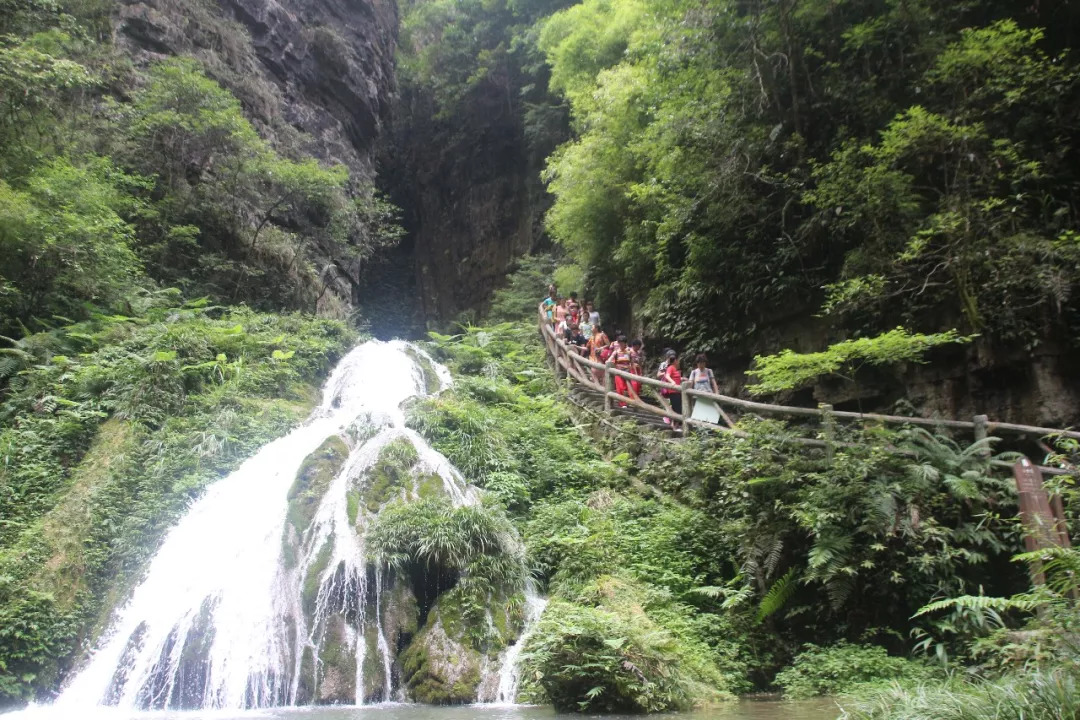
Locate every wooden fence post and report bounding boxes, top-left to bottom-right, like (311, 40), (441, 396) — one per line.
(821, 403), (835, 466)
(1013, 458), (1059, 588)
(681, 380), (691, 436)
(973, 414), (989, 457)
(604, 359), (615, 414)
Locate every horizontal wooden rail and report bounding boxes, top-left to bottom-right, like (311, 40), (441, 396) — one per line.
(683, 385), (1080, 438)
(605, 391), (683, 422)
(537, 308), (1078, 477)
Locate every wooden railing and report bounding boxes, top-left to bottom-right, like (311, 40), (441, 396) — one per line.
(538, 311), (1080, 476)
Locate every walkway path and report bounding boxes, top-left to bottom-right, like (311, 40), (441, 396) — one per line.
(538, 312), (1079, 476)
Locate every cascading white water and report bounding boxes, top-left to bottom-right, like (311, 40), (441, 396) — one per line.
(32, 340), (544, 714)
(493, 583), (548, 704)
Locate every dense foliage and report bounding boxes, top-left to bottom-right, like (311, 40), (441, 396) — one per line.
(773, 642), (937, 699)
(844, 667), (1080, 720)
(0, 301), (354, 703)
(0, 0), (401, 339)
(408, 289), (1070, 711)
(0, 4), (388, 703)
(533, 0), (1080, 359)
(368, 495), (527, 595)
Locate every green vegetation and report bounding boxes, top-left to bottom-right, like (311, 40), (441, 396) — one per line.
(0, 2), (391, 705)
(530, 0), (1080, 359)
(367, 496), (526, 597)
(747, 329), (974, 395)
(838, 540), (1080, 718)
(525, 576), (729, 712)
(0, 3), (401, 334)
(3, 0), (1078, 711)
(363, 437), (421, 511)
(412, 267), (1078, 711)
(0, 303), (354, 703)
(843, 667), (1080, 720)
(774, 643), (938, 699)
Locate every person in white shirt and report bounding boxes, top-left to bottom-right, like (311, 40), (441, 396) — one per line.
(585, 300), (600, 329)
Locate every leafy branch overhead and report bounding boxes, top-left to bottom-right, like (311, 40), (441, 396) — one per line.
(747, 328), (974, 395)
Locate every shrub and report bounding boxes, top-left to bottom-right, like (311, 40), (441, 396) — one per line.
(841, 665), (1080, 720)
(775, 642), (939, 698)
(521, 576), (730, 712)
(366, 496), (526, 593)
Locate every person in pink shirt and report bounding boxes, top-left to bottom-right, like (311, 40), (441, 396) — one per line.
(554, 297), (568, 328)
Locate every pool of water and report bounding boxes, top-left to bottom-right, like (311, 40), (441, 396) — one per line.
(5, 700), (842, 720)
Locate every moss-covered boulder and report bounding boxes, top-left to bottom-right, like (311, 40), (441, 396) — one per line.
(400, 600), (482, 704)
(361, 437), (419, 512)
(405, 346), (442, 395)
(302, 541), (334, 616)
(360, 625), (386, 701)
(317, 615), (357, 704)
(283, 435), (348, 568)
(294, 645), (317, 705)
(398, 583), (526, 704)
(381, 575), (420, 650)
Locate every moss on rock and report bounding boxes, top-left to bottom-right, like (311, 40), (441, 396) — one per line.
(362, 437), (419, 512)
(400, 600), (482, 705)
(303, 541), (334, 616)
(415, 472), (445, 500)
(287, 435), (348, 538)
(295, 645), (316, 705)
(405, 346), (442, 395)
(381, 576), (420, 649)
(361, 625), (385, 701)
(346, 489), (361, 527)
(31, 419), (138, 610)
(317, 615), (357, 704)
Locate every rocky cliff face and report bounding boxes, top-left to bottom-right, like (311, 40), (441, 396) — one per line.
(386, 88), (547, 327)
(113, 0), (399, 305)
(113, 0), (553, 334)
(366, 78), (561, 335)
(115, 0), (397, 178)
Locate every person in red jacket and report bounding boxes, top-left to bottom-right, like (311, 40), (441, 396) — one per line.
(660, 349), (682, 424)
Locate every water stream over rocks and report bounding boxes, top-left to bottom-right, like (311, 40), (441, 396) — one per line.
(38, 341), (539, 713)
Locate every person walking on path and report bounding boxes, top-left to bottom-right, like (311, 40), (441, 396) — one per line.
(611, 335), (639, 406)
(660, 350), (682, 425)
(689, 354), (720, 394)
(588, 325), (610, 384)
(585, 301), (600, 329)
(540, 288), (556, 324)
(554, 297), (568, 328)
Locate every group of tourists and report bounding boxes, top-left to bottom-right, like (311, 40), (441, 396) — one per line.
(540, 284), (721, 425)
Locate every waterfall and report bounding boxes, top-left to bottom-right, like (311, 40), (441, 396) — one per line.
(493, 583), (548, 704)
(37, 340), (543, 713)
